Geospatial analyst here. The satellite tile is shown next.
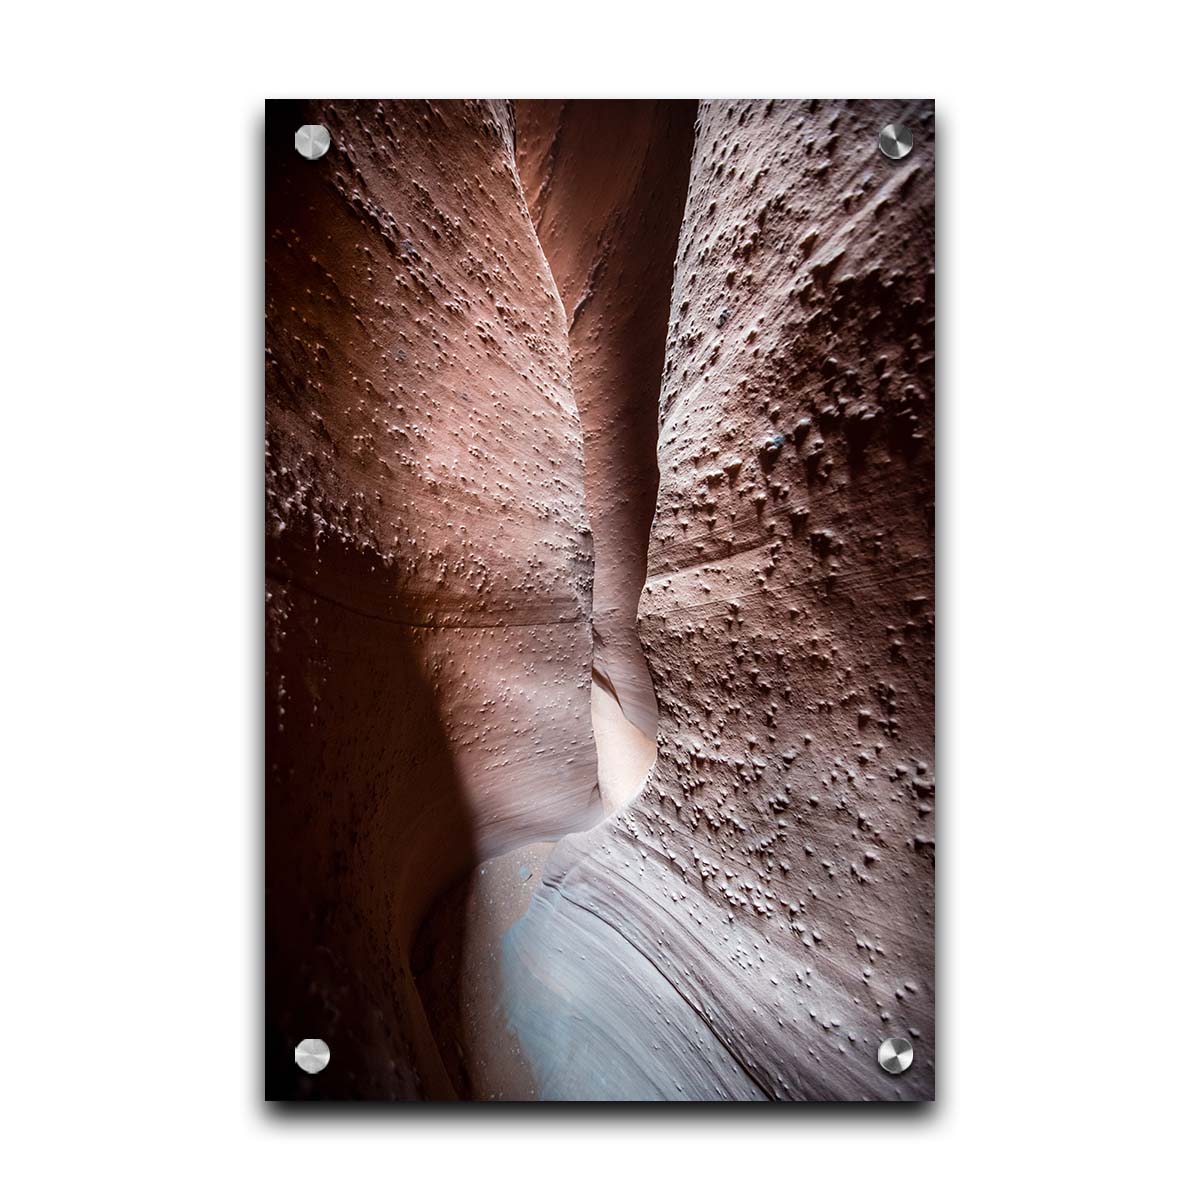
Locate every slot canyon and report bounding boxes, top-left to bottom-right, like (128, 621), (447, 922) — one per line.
(266, 98), (934, 1101)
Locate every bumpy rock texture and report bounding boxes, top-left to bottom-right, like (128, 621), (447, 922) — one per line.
(267, 98), (934, 1102)
(265, 99), (598, 1099)
(503, 99), (934, 1100)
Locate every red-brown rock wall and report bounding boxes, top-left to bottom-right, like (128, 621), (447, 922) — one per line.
(265, 99), (598, 1099)
(503, 99), (935, 1100)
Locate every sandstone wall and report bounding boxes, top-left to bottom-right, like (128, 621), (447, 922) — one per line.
(503, 99), (935, 1100)
(265, 100), (598, 1099)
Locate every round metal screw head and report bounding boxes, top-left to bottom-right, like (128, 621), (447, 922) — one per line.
(295, 124), (330, 161)
(878, 123), (914, 161)
(877, 1036), (914, 1074)
(294, 1038), (330, 1074)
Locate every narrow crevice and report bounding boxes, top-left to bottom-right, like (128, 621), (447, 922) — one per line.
(411, 103), (696, 1099)
(514, 98), (696, 812)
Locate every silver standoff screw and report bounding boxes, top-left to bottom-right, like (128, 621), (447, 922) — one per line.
(878, 123), (914, 161)
(877, 1036), (914, 1074)
(295, 125), (331, 161)
(294, 1038), (331, 1074)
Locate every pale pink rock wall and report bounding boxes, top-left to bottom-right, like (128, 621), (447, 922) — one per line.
(514, 100), (696, 740)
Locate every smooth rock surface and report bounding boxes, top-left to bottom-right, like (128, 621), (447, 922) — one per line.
(515, 100), (695, 741)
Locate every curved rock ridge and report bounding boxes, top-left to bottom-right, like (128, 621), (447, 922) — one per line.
(503, 99), (935, 1100)
(265, 100), (600, 1099)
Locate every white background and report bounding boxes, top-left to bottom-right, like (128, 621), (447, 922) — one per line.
(2, 3), (1196, 1195)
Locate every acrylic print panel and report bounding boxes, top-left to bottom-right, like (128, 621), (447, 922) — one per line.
(265, 99), (935, 1102)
